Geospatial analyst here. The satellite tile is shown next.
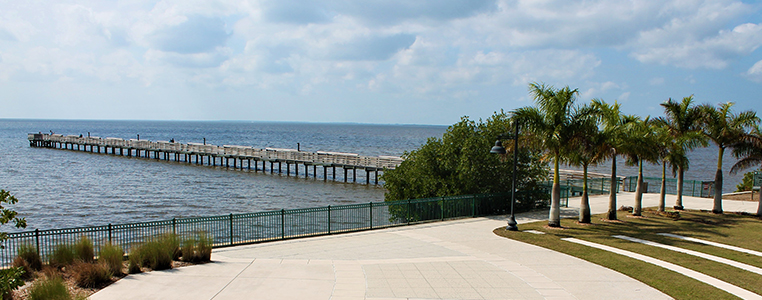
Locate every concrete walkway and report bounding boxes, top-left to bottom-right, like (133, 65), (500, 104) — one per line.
(91, 193), (758, 300)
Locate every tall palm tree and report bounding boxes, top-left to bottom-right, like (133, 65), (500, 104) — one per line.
(513, 83), (580, 227)
(620, 117), (659, 216)
(591, 99), (636, 220)
(700, 102), (759, 214)
(656, 96), (706, 210)
(565, 104), (606, 223)
(730, 125), (762, 215)
(653, 124), (676, 212)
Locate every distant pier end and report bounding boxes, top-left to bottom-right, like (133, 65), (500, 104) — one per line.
(28, 133), (404, 185)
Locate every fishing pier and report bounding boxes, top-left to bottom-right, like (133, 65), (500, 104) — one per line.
(28, 133), (403, 185)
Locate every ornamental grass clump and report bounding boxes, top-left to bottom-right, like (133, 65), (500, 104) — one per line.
(49, 244), (75, 268)
(16, 243), (42, 271)
(135, 234), (178, 271)
(127, 251), (142, 274)
(70, 261), (112, 288)
(73, 236), (94, 263)
(27, 276), (78, 300)
(99, 243), (125, 276)
(181, 232), (212, 263)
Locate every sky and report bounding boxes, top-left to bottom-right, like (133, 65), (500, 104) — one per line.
(0, 0), (761, 125)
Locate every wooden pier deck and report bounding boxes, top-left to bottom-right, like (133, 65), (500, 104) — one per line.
(28, 133), (403, 185)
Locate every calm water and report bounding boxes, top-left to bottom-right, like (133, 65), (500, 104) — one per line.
(0, 119), (747, 231)
(0, 119), (445, 230)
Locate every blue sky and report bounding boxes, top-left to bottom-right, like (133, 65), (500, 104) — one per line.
(1, 0), (761, 125)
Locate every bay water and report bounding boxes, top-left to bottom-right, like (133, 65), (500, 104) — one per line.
(0, 119), (748, 231)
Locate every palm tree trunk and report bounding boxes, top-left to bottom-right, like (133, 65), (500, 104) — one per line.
(659, 160), (666, 212)
(713, 147), (724, 214)
(549, 154), (561, 227)
(580, 163), (591, 223)
(607, 154), (617, 220)
(675, 167), (684, 210)
(634, 160), (643, 216)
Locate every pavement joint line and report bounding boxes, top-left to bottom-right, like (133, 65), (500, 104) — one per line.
(656, 233), (762, 257)
(613, 235), (762, 276)
(562, 237), (762, 300)
(209, 259), (255, 300)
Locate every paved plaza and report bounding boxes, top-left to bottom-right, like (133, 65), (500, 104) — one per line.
(91, 193), (759, 300)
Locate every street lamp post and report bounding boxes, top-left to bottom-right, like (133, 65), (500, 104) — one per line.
(490, 122), (519, 231)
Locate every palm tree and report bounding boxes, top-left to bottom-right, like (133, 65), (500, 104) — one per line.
(730, 125), (762, 215)
(656, 96), (706, 210)
(513, 83), (580, 227)
(565, 104), (606, 223)
(700, 102), (759, 214)
(620, 117), (659, 216)
(652, 124), (676, 212)
(591, 99), (636, 220)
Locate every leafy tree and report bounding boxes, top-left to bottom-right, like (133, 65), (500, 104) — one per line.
(0, 190), (26, 299)
(700, 102), (759, 214)
(513, 83), (582, 227)
(382, 112), (547, 204)
(656, 96), (706, 210)
(591, 99), (637, 220)
(0, 190), (26, 244)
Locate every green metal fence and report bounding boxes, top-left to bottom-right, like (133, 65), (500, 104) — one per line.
(622, 176), (714, 198)
(0, 189), (551, 267)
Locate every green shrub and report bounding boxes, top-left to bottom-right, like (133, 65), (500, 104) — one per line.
(0, 267), (25, 300)
(181, 232), (213, 263)
(99, 243), (125, 276)
(134, 234), (178, 271)
(49, 244), (75, 268)
(27, 276), (71, 300)
(127, 251), (142, 274)
(16, 243), (42, 271)
(73, 236), (94, 262)
(70, 261), (112, 288)
(736, 170), (761, 192)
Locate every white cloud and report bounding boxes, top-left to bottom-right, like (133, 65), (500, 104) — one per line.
(631, 22), (762, 69)
(650, 77), (665, 85)
(746, 60), (762, 83)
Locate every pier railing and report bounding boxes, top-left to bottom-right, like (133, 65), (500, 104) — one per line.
(0, 190), (551, 267)
(28, 133), (405, 171)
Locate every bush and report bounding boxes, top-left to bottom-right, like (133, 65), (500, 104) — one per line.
(49, 244), (75, 268)
(736, 170), (761, 192)
(0, 267), (25, 300)
(181, 232), (212, 263)
(16, 243), (42, 271)
(73, 236), (94, 263)
(70, 261), (112, 288)
(27, 276), (71, 300)
(12, 257), (33, 280)
(99, 243), (125, 276)
(135, 234), (178, 271)
(127, 251), (142, 274)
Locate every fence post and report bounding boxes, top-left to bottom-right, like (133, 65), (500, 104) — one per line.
(35, 229), (40, 255)
(229, 214), (234, 246)
(692, 181), (696, 197)
(328, 206), (332, 234)
(172, 218), (176, 236)
(281, 209), (285, 239)
(407, 199), (411, 225)
(108, 224), (112, 244)
(369, 202), (373, 229)
(441, 197), (445, 221)
(472, 195), (476, 217)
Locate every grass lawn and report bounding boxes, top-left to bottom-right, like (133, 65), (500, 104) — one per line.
(494, 208), (762, 300)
